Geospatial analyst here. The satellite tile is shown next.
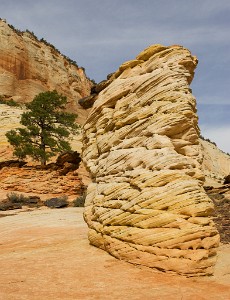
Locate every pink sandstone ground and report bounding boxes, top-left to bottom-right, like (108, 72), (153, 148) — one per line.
(0, 207), (229, 300)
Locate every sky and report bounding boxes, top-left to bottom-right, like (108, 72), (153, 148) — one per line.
(0, 0), (229, 153)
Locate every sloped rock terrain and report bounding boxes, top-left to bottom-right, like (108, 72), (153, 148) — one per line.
(82, 44), (220, 276)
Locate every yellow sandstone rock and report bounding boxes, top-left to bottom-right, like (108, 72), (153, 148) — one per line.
(82, 44), (220, 276)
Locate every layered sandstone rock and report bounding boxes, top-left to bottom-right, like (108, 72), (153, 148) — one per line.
(82, 44), (220, 276)
(0, 19), (92, 124)
(0, 164), (85, 201)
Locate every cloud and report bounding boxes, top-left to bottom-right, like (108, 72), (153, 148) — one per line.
(197, 104), (230, 126)
(198, 104), (230, 153)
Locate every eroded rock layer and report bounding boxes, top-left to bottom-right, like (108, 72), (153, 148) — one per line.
(82, 44), (219, 276)
(0, 20), (92, 124)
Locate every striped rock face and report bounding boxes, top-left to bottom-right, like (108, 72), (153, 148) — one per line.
(0, 20), (92, 124)
(82, 45), (219, 276)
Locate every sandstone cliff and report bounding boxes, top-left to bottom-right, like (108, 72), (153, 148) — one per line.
(201, 139), (230, 186)
(0, 19), (92, 124)
(82, 44), (220, 276)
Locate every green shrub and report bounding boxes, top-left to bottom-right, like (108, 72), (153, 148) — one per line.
(0, 98), (20, 107)
(6, 90), (79, 167)
(7, 192), (30, 204)
(73, 193), (86, 207)
(44, 195), (68, 208)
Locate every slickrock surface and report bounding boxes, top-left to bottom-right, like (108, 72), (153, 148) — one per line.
(82, 44), (220, 276)
(0, 208), (229, 300)
(0, 20), (92, 124)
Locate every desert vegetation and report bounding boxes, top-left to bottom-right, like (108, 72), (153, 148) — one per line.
(6, 91), (79, 167)
(73, 193), (86, 207)
(0, 96), (20, 107)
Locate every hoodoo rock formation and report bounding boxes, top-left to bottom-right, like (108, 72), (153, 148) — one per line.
(0, 19), (92, 123)
(82, 44), (220, 276)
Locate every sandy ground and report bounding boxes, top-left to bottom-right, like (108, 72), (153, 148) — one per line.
(0, 207), (229, 300)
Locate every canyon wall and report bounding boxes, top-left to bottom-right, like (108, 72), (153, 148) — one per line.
(0, 19), (92, 124)
(82, 44), (220, 276)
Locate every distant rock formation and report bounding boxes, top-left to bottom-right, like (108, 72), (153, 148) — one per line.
(0, 19), (92, 124)
(82, 44), (220, 276)
(200, 139), (230, 186)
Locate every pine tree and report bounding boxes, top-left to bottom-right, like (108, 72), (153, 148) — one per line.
(6, 91), (79, 167)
